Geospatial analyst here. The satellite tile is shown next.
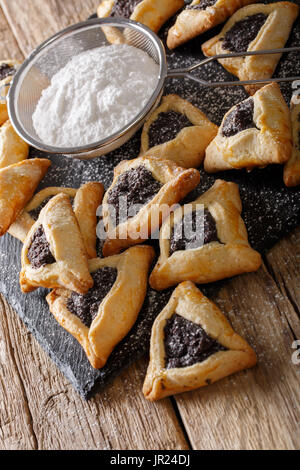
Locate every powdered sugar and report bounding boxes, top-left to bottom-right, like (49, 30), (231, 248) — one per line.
(32, 45), (159, 147)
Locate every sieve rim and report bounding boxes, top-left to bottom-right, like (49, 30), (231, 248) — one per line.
(7, 18), (167, 155)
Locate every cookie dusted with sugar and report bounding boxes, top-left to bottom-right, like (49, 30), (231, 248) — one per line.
(204, 83), (292, 173)
(143, 282), (257, 401)
(140, 94), (218, 168)
(202, 2), (299, 95)
(167, 0), (258, 50)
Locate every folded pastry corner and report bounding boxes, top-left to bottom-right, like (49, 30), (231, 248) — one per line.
(201, 2), (299, 95)
(102, 156), (200, 257)
(149, 179), (261, 290)
(140, 94), (218, 168)
(0, 59), (21, 125)
(143, 281), (257, 401)
(0, 120), (29, 169)
(20, 193), (93, 294)
(73, 182), (104, 259)
(97, 0), (184, 33)
(47, 245), (155, 369)
(0, 158), (51, 236)
(8, 186), (77, 243)
(284, 94), (300, 187)
(167, 0), (257, 50)
(204, 83), (292, 173)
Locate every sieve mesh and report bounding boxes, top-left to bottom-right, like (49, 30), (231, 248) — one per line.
(8, 19), (167, 157)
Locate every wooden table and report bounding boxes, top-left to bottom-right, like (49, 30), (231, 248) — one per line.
(0, 0), (299, 451)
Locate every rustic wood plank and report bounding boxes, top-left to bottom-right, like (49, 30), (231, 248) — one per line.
(0, 0), (189, 450)
(0, 3), (23, 60)
(174, 265), (300, 450)
(0, 294), (189, 450)
(0, 0), (100, 56)
(1, 0), (299, 451)
(0, 297), (37, 450)
(265, 227), (300, 335)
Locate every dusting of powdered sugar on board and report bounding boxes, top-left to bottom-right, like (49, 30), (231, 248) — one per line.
(0, 0), (299, 398)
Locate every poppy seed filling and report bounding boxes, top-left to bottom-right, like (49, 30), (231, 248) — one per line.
(164, 314), (227, 369)
(169, 209), (219, 255)
(148, 110), (193, 148)
(67, 267), (118, 328)
(222, 13), (268, 53)
(111, 0), (143, 18)
(27, 225), (55, 269)
(222, 99), (257, 137)
(107, 165), (162, 226)
(187, 0), (217, 11)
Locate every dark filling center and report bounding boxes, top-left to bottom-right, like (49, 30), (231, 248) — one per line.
(187, 0), (217, 11)
(110, 0), (143, 18)
(0, 63), (16, 81)
(164, 313), (227, 369)
(107, 165), (162, 226)
(222, 13), (268, 53)
(169, 209), (219, 256)
(148, 110), (193, 148)
(67, 267), (118, 328)
(222, 98), (256, 138)
(27, 225), (55, 269)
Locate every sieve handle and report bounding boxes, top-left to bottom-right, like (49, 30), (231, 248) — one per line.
(167, 46), (300, 87)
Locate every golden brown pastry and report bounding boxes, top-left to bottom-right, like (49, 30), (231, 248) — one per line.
(0, 60), (21, 125)
(143, 281), (257, 401)
(8, 186), (78, 243)
(102, 156), (200, 257)
(47, 246), (155, 369)
(8, 182), (104, 255)
(167, 0), (257, 50)
(20, 193), (93, 295)
(202, 2), (299, 95)
(284, 94), (300, 187)
(140, 94), (218, 168)
(204, 83), (292, 173)
(97, 0), (184, 33)
(0, 158), (50, 236)
(73, 182), (104, 259)
(149, 179), (261, 290)
(0, 120), (29, 169)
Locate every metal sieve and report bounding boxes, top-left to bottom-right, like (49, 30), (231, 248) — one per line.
(7, 18), (300, 160)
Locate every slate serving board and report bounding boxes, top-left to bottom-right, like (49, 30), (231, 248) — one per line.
(0, 1), (299, 399)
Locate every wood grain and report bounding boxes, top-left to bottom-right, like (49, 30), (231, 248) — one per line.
(265, 227), (300, 335)
(0, 0), (299, 451)
(0, 0), (189, 451)
(0, 296), (189, 450)
(174, 266), (300, 450)
(0, 0), (100, 56)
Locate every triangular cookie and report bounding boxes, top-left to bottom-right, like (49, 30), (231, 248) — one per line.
(8, 186), (77, 243)
(284, 94), (300, 187)
(0, 120), (29, 169)
(20, 193), (93, 294)
(167, 0), (256, 50)
(143, 281), (257, 401)
(204, 83), (292, 173)
(139, 94), (218, 168)
(202, 2), (299, 95)
(47, 246), (154, 369)
(0, 158), (50, 236)
(97, 0), (184, 33)
(102, 156), (200, 256)
(150, 179), (261, 290)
